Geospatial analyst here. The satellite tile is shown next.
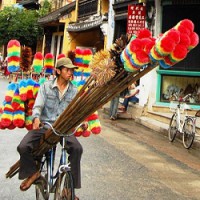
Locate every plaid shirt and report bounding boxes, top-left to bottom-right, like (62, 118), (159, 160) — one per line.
(32, 78), (78, 124)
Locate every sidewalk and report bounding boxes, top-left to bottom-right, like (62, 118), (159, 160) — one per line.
(102, 102), (200, 150)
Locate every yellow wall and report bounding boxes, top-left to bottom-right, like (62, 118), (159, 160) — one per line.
(63, 27), (104, 54)
(62, 9), (76, 54)
(62, 0), (108, 55)
(101, 0), (109, 15)
(2, 0), (16, 8)
(68, 29), (103, 51)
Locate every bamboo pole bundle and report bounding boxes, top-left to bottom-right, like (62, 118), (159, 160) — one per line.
(6, 34), (143, 178)
(34, 63), (158, 156)
(6, 62), (157, 179)
(7, 19), (199, 178)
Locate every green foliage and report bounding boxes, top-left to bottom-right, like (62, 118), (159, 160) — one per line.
(0, 6), (43, 47)
(38, 0), (52, 17)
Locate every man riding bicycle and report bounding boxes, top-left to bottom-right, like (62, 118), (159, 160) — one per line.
(17, 57), (82, 200)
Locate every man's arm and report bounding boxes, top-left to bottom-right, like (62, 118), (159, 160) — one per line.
(32, 84), (46, 129)
(125, 88), (139, 98)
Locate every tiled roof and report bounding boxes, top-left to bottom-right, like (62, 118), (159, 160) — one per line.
(19, 0), (39, 9)
(38, 2), (76, 24)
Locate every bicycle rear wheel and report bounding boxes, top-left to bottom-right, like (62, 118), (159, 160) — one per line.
(183, 117), (195, 149)
(168, 113), (178, 142)
(54, 172), (75, 200)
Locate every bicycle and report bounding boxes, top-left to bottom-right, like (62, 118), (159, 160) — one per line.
(35, 122), (82, 200)
(168, 94), (197, 149)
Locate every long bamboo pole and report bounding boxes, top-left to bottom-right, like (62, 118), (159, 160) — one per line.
(6, 63), (158, 179)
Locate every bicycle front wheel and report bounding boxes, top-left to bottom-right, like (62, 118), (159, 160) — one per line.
(54, 172), (75, 200)
(35, 177), (49, 200)
(168, 113), (178, 142)
(35, 155), (50, 200)
(183, 117), (195, 149)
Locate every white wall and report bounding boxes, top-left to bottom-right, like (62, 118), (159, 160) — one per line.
(139, 0), (162, 110)
(107, 0), (115, 48)
(105, 0), (162, 111)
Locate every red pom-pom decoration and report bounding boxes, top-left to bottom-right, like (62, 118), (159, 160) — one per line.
(82, 130), (91, 137)
(170, 44), (188, 62)
(165, 29), (180, 44)
(157, 36), (176, 55)
(179, 19), (194, 33)
(179, 33), (191, 48)
(176, 24), (191, 35)
(129, 39), (143, 52)
(7, 123), (16, 130)
(57, 54), (66, 60)
(90, 126), (101, 135)
(189, 32), (199, 50)
(137, 28), (152, 39)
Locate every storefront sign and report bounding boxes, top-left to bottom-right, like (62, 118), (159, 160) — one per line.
(127, 4), (146, 35)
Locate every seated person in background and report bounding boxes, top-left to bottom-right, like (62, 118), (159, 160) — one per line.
(120, 81), (140, 112)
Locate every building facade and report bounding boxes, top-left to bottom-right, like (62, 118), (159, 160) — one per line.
(154, 0), (200, 110)
(38, 0), (109, 59)
(38, 0), (200, 111)
(110, 0), (200, 113)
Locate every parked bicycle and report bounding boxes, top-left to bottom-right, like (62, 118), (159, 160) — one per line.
(35, 122), (82, 200)
(168, 94), (197, 149)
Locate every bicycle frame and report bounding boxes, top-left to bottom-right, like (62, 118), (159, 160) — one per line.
(36, 122), (83, 199)
(175, 103), (185, 133)
(170, 93), (191, 132)
(168, 93), (196, 149)
(39, 136), (70, 194)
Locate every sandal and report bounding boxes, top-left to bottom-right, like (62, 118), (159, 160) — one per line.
(75, 196), (80, 200)
(110, 116), (116, 120)
(20, 171), (41, 191)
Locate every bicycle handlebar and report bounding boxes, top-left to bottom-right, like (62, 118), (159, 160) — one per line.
(172, 93), (191, 102)
(40, 121), (83, 137)
(182, 93), (191, 101)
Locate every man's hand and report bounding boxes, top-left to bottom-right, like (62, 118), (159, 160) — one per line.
(33, 118), (41, 130)
(80, 122), (88, 131)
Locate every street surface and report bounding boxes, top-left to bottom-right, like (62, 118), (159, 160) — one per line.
(0, 78), (200, 200)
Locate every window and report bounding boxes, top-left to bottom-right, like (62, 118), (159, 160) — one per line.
(162, 4), (200, 71)
(161, 75), (200, 104)
(78, 0), (98, 19)
(115, 0), (131, 3)
(51, 33), (64, 61)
